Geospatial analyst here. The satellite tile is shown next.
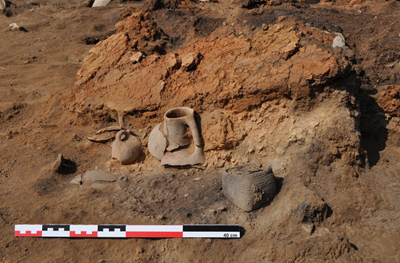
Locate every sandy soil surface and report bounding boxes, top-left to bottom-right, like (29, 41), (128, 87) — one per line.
(0, 0), (400, 262)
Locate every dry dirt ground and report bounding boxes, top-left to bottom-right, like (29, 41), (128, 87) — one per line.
(1, 0), (400, 262)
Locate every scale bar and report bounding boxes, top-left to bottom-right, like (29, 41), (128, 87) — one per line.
(15, 224), (241, 239)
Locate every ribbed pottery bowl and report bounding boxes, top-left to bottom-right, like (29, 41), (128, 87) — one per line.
(222, 163), (277, 212)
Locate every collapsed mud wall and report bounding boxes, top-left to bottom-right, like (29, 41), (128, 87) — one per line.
(66, 13), (351, 115)
(66, 10), (364, 184)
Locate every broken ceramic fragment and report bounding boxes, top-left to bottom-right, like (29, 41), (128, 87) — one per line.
(92, 0), (111, 7)
(83, 170), (116, 182)
(116, 176), (128, 189)
(112, 130), (142, 165)
(70, 174), (83, 185)
(148, 123), (167, 161)
(52, 154), (76, 174)
(91, 183), (108, 190)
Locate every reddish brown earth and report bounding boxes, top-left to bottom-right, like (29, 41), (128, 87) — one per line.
(1, 0), (400, 262)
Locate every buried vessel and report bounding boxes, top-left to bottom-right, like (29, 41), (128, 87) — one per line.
(111, 130), (142, 165)
(148, 107), (205, 166)
(222, 163), (277, 212)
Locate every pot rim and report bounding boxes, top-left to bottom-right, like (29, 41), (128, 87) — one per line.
(223, 163), (272, 176)
(164, 107), (194, 120)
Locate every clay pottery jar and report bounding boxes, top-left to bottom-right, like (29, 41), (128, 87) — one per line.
(162, 107), (194, 151)
(161, 107), (204, 166)
(222, 163), (276, 212)
(112, 130), (141, 165)
(148, 107), (204, 166)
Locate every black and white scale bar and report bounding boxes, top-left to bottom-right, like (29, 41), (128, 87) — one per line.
(182, 225), (240, 238)
(15, 224), (241, 239)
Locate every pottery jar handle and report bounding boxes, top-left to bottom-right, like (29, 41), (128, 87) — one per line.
(116, 130), (129, 142)
(184, 117), (202, 147)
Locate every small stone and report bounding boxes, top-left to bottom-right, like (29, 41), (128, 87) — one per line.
(83, 170), (116, 182)
(342, 47), (354, 60)
(276, 16), (287, 23)
(183, 172), (189, 176)
(222, 22), (227, 26)
(70, 174), (82, 185)
(247, 147), (255, 154)
(265, 159), (285, 174)
(9, 23), (21, 31)
(160, 246), (166, 252)
(250, 26), (256, 31)
(276, 146), (285, 155)
(91, 183), (108, 190)
(332, 35), (346, 48)
(217, 206), (227, 212)
(384, 61), (398, 69)
(130, 52), (144, 64)
(95, 166), (99, 170)
(262, 23), (269, 31)
(302, 224), (315, 235)
(181, 52), (202, 71)
(184, 194), (190, 198)
(116, 176), (128, 189)
(256, 145), (264, 151)
(156, 215), (166, 220)
(0, 0), (5, 10)
(135, 247), (144, 254)
(216, 160), (226, 167)
(166, 54), (179, 71)
(193, 177), (201, 181)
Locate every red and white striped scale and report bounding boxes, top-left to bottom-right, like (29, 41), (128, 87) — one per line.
(15, 224), (241, 239)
